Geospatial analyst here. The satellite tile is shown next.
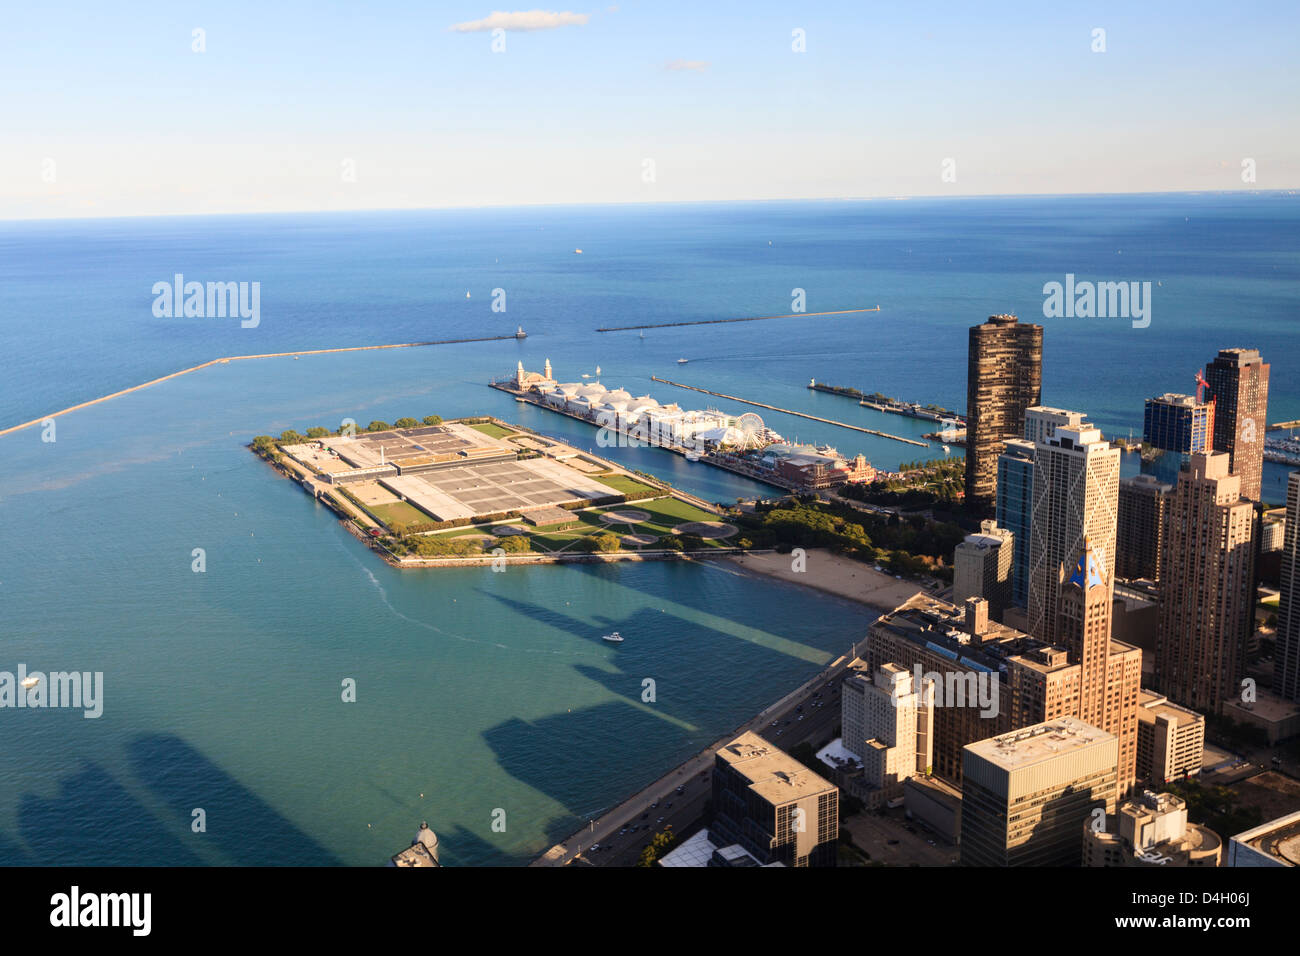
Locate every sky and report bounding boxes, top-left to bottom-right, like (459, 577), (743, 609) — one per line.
(2, 1), (1298, 219)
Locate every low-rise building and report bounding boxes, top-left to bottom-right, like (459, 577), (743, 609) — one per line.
(1228, 810), (1300, 867)
(1083, 790), (1221, 866)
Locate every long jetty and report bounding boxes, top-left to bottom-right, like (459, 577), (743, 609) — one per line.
(0, 334), (521, 439)
(649, 377), (930, 447)
(596, 306), (879, 333)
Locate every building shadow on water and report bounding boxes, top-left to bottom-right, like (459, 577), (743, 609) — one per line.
(13, 760), (206, 866)
(481, 587), (819, 727)
(126, 733), (342, 866)
(483, 698), (686, 846)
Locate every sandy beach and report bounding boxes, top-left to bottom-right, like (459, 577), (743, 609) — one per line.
(723, 549), (926, 612)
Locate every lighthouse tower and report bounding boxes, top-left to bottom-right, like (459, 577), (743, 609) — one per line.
(544, 358), (553, 382)
(515, 360), (526, 388)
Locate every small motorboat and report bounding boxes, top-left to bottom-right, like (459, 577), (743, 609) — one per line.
(676, 358), (689, 364)
(601, 632), (624, 644)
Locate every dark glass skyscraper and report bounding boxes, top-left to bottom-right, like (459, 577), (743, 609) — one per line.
(1204, 348), (1270, 502)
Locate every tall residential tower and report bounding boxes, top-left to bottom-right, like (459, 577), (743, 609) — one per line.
(965, 314), (1043, 515)
(1205, 348), (1270, 502)
(1154, 452), (1257, 714)
(1027, 421), (1121, 645)
(1274, 472), (1300, 701)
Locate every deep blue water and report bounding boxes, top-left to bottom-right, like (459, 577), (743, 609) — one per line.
(0, 194), (1296, 865)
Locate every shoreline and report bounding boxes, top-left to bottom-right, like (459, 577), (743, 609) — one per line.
(722, 548), (926, 612)
(530, 548), (917, 866)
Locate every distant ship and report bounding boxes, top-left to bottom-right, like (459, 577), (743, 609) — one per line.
(515, 326), (527, 339)
(601, 631), (624, 643)
(685, 452), (700, 462)
(574, 249), (583, 254)
(677, 358), (689, 364)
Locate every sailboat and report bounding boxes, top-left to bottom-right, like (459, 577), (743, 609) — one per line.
(595, 365), (601, 376)
(465, 291), (471, 299)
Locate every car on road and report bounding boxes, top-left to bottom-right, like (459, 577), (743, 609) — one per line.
(657, 816), (665, 823)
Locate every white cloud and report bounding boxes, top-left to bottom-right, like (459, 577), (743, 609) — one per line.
(665, 59), (709, 73)
(449, 10), (590, 33)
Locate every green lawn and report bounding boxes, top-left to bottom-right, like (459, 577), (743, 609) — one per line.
(369, 501), (435, 526)
(410, 496), (730, 553)
(467, 421), (516, 439)
(594, 473), (662, 499)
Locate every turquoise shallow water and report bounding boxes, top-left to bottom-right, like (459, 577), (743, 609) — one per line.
(0, 347), (870, 866)
(1, 194), (1296, 864)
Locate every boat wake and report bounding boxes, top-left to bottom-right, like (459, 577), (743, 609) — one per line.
(348, 549), (603, 658)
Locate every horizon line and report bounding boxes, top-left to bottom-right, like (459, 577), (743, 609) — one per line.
(3, 187), (1296, 226)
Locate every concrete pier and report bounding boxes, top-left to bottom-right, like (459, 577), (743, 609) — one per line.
(649, 377), (930, 448)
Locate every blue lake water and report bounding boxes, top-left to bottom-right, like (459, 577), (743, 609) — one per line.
(0, 194), (1296, 865)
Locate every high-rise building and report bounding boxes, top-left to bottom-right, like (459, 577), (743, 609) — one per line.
(1083, 790), (1222, 867)
(953, 520), (1014, 618)
(960, 718), (1118, 867)
(1028, 421), (1121, 645)
(1057, 542), (1142, 794)
(1117, 475), (1172, 581)
(864, 595), (1077, 785)
(1205, 348), (1270, 502)
(1023, 406), (1088, 446)
(996, 438), (1036, 608)
(1154, 452), (1256, 715)
(1274, 472), (1300, 701)
(965, 314), (1043, 515)
(842, 663), (934, 798)
(1143, 393), (1215, 485)
(711, 731), (839, 867)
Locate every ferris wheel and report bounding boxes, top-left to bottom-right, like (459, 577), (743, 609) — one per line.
(734, 412), (767, 450)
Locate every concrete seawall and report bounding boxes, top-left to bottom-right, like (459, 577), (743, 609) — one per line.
(0, 334), (522, 439)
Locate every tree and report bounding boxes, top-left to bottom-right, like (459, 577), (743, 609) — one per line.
(394, 417), (419, 428)
(305, 426), (329, 439)
(367, 421), (391, 433)
(279, 429), (305, 444)
(423, 415), (443, 426)
(636, 831), (677, 867)
(498, 534), (532, 553)
(587, 532), (622, 553)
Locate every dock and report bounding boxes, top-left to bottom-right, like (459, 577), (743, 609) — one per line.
(487, 381), (792, 491)
(0, 334), (523, 439)
(596, 306), (880, 333)
(649, 377), (930, 448)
